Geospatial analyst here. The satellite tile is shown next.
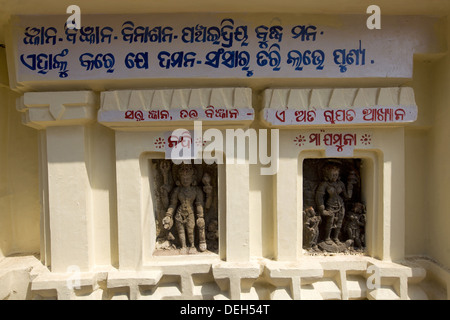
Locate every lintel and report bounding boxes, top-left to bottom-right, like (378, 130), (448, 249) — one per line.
(261, 87), (417, 128)
(98, 87), (254, 131)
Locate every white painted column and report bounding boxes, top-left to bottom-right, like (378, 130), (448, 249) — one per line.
(274, 152), (300, 261)
(225, 162), (250, 262)
(381, 128), (406, 262)
(273, 131), (301, 261)
(17, 91), (96, 272)
(113, 131), (160, 270)
(114, 132), (144, 270)
(46, 126), (94, 272)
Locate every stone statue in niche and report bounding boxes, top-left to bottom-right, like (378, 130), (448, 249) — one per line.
(315, 163), (357, 251)
(303, 206), (321, 252)
(153, 160), (218, 255)
(302, 159), (365, 254)
(206, 219), (219, 252)
(343, 202), (366, 250)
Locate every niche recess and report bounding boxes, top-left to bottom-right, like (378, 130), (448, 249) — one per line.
(151, 160), (219, 256)
(262, 87), (415, 262)
(302, 158), (365, 254)
(99, 87), (254, 269)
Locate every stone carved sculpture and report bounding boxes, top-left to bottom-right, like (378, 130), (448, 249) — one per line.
(303, 159), (365, 254)
(315, 163), (357, 250)
(343, 202), (366, 249)
(303, 206), (321, 252)
(154, 160), (218, 255)
(158, 160), (175, 245)
(206, 219), (219, 252)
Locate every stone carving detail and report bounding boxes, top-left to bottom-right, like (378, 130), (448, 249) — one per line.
(153, 160), (218, 255)
(303, 159), (366, 253)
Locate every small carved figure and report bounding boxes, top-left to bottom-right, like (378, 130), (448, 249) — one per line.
(315, 163), (357, 246)
(344, 202), (366, 249)
(158, 160), (175, 243)
(303, 206), (321, 251)
(162, 164), (207, 254)
(206, 219), (219, 252)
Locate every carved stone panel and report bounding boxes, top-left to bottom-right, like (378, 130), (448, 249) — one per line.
(152, 160), (219, 255)
(303, 158), (366, 254)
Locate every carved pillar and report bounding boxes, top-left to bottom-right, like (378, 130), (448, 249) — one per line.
(17, 91), (97, 272)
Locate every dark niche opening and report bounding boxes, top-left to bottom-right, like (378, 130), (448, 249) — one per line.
(303, 158), (366, 254)
(152, 160), (219, 256)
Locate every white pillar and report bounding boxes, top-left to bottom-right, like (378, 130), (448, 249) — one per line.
(114, 132), (144, 270)
(381, 128), (406, 261)
(274, 132), (301, 261)
(17, 91), (96, 272)
(225, 162), (250, 262)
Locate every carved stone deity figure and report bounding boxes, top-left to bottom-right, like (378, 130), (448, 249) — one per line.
(158, 160), (175, 244)
(154, 160), (217, 255)
(315, 163), (358, 247)
(343, 202), (366, 249)
(303, 206), (321, 252)
(206, 219), (219, 252)
(162, 163), (211, 254)
(303, 159), (365, 254)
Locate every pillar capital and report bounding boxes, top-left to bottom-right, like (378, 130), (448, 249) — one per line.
(16, 91), (97, 129)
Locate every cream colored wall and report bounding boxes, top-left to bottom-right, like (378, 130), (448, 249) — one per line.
(0, 86), (12, 258)
(427, 26), (450, 269)
(404, 58), (434, 258)
(402, 20), (450, 269)
(400, 35), (450, 276)
(0, 84), (40, 259)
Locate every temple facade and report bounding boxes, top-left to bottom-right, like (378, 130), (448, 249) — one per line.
(0, 0), (449, 300)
